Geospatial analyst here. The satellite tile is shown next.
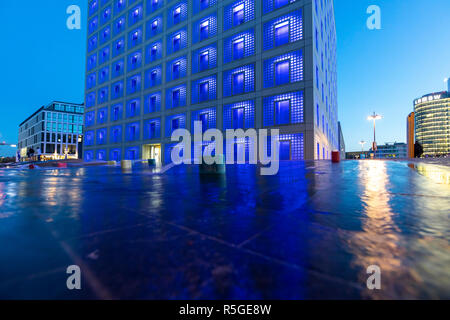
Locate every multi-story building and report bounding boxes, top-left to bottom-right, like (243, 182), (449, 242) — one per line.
(370, 142), (407, 159)
(414, 91), (450, 156)
(83, 0), (338, 163)
(406, 112), (414, 158)
(18, 101), (85, 161)
(338, 121), (344, 159)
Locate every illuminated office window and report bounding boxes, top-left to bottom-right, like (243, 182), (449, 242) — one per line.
(233, 72), (245, 95)
(233, 4), (245, 26)
(199, 82), (209, 101)
(233, 38), (244, 60)
(275, 60), (290, 85)
(199, 51), (209, 71)
(274, 21), (289, 46)
(200, 21), (209, 41)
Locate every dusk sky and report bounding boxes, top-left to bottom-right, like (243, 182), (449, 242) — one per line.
(1, 0), (449, 156)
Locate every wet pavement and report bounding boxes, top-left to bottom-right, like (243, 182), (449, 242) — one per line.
(0, 160), (449, 299)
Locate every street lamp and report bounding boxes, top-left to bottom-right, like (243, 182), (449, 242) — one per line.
(367, 112), (382, 153)
(359, 140), (366, 152)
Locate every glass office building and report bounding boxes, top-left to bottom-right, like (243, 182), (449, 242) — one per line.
(414, 92), (450, 156)
(18, 101), (85, 161)
(84, 0), (338, 163)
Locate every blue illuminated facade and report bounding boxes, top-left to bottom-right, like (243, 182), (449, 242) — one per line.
(84, 0), (338, 162)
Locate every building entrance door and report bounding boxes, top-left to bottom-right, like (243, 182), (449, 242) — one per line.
(143, 144), (161, 166)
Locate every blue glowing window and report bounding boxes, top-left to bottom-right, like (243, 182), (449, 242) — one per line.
(275, 60), (290, 85)
(111, 126), (122, 143)
(233, 38), (244, 60)
(232, 108), (244, 129)
(129, 5), (142, 26)
(173, 6), (181, 24)
(279, 140), (291, 160)
(89, 0), (98, 17)
(275, 21), (289, 46)
(200, 21), (209, 41)
(97, 108), (107, 124)
(112, 104), (122, 121)
(173, 63), (180, 79)
(100, 27), (111, 44)
(275, 100), (290, 125)
(87, 54), (97, 71)
(200, 0), (209, 10)
(114, 17), (125, 35)
(173, 89), (180, 108)
(172, 118), (180, 130)
(199, 113), (208, 132)
(151, 71), (157, 84)
(233, 4), (245, 26)
(233, 72), (245, 95)
(275, 0), (290, 8)
(173, 34), (181, 51)
(113, 38), (125, 57)
(200, 51), (209, 71)
(150, 122), (156, 138)
(199, 82), (209, 101)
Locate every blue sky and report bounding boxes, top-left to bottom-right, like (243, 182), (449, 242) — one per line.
(0, 0), (449, 156)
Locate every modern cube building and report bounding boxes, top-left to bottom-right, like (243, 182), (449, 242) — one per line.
(84, 0), (338, 163)
(18, 101), (85, 161)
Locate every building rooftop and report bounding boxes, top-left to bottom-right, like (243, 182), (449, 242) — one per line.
(19, 101), (84, 127)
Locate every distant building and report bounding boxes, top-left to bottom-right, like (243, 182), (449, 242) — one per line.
(338, 121), (345, 159)
(414, 91), (450, 156)
(370, 142), (407, 159)
(18, 101), (84, 161)
(407, 112), (415, 158)
(83, 0), (339, 163)
(346, 151), (369, 160)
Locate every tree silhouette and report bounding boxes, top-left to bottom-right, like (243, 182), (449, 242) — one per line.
(414, 141), (423, 158)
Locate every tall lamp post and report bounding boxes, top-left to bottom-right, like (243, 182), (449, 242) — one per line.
(367, 112), (382, 155)
(359, 140), (366, 152)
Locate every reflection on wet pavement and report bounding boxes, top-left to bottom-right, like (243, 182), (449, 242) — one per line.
(0, 160), (449, 299)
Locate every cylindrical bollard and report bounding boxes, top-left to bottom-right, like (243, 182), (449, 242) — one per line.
(121, 160), (132, 169)
(107, 161), (117, 166)
(332, 151), (340, 163)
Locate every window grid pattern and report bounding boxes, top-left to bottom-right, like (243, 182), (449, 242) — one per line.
(111, 81), (124, 100)
(265, 133), (304, 160)
(109, 148), (122, 161)
(263, 10), (303, 50)
(192, 76), (217, 103)
(85, 111), (96, 127)
(192, 15), (218, 43)
(192, 45), (218, 73)
(166, 56), (188, 81)
(224, 0), (255, 31)
(166, 85), (187, 109)
(145, 40), (163, 64)
(110, 125), (123, 143)
(223, 65), (255, 97)
(146, 17), (163, 39)
(263, 0), (297, 14)
(224, 30), (255, 63)
(144, 118), (161, 139)
(263, 91), (304, 126)
(167, 28), (188, 55)
(167, 1), (188, 28)
(145, 66), (162, 88)
(165, 113), (186, 137)
(223, 100), (255, 129)
(145, 92), (162, 113)
(125, 146), (140, 160)
(193, 0), (217, 14)
(191, 107), (217, 131)
(96, 149), (107, 160)
(263, 51), (303, 88)
(96, 128), (107, 145)
(126, 122), (140, 141)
